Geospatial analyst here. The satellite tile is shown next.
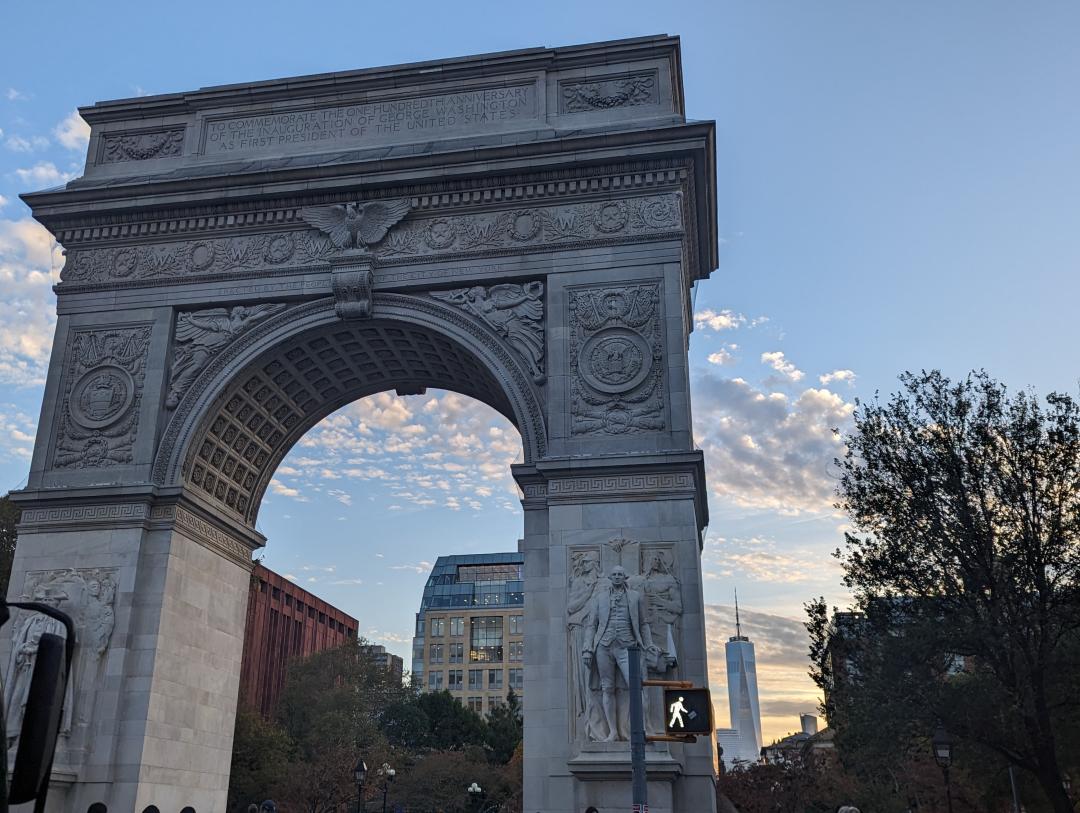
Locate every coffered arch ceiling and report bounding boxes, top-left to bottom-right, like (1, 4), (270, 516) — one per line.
(162, 295), (545, 526)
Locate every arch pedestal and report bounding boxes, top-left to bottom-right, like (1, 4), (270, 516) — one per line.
(9, 36), (719, 812)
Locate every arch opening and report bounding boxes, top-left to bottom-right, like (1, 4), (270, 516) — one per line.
(177, 304), (540, 527)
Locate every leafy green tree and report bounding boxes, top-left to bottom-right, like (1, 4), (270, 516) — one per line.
(485, 689), (523, 765)
(822, 371), (1080, 813)
(417, 689), (488, 750)
(0, 493), (20, 596)
(226, 708), (293, 812)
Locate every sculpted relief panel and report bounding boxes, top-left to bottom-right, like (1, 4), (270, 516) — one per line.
(52, 326), (152, 469)
(5, 568), (117, 752)
(560, 72), (658, 113)
(59, 194), (682, 286)
(568, 538), (683, 744)
(569, 282), (665, 436)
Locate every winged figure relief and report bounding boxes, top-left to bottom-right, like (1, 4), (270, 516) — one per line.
(300, 199), (412, 250)
(165, 304), (286, 409)
(431, 282), (546, 383)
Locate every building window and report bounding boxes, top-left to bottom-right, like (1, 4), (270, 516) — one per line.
(468, 668), (483, 690)
(508, 640), (523, 662)
(509, 668), (524, 690)
(469, 616), (504, 662)
(449, 642), (464, 663)
(428, 671), (443, 690)
(488, 669), (503, 690)
(467, 696), (484, 713)
(450, 616), (464, 636)
(429, 644), (444, 664)
(509, 614), (524, 635)
(271, 587), (280, 600)
(448, 669), (463, 690)
(430, 617), (446, 637)
(489, 695), (505, 710)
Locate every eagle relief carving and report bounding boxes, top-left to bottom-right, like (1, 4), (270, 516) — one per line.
(300, 199), (412, 250)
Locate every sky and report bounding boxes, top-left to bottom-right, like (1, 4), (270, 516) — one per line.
(1, 0), (1078, 745)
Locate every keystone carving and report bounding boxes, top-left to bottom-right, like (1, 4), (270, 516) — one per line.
(431, 282), (545, 383)
(53, 326), (152, 469)
(332, 259), (375, 320)
(167, 304), (288, 409)
(569, 283), (665, 435)
(300, 199), (411, 250)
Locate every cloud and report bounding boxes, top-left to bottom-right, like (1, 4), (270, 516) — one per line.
(5, 135), (50, 153)
(760, 351), (804, 382)
(702, 534), (843, 585)
(819, 369), (856, 386)
(0, 404), (37, 461)
(12, 162), (75, 188)
(0, 219), (61, 386)
(389, 561), (433, 574)
(0, 195), (9, 209)
(692, 373), (854, 513)
(268, 478), (308, 501)
(329, 578), (364, 586)
(6, 89), (28, 101)
(54, 110), (90, 151)
(694, 308), (746, 332)
(707, 346), (737, 366)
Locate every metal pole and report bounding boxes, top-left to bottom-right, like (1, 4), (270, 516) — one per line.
(1008, 764), (1022, 813)
(943, 766), (953, 813)
(382, 782), (388, 813)
(628, 644), (648, 813)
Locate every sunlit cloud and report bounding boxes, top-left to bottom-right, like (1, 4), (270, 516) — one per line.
(694, 308), (746, 332)
(12, 161), (75, 187)
(5, 135), (50, 153)
(760, 350), (804, 382)
(54, 110), (90, 151)
(0, 218), (61, 386)
(819, 369), (856, 386)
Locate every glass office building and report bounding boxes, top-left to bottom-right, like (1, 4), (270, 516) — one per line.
(411, 552), (524, 715)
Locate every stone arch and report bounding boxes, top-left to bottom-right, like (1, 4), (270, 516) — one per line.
(155, 292), (547, 526)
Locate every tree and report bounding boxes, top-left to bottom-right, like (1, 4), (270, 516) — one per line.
(227, 708), (293, 812)
(417, 690), (488, 750)
(485, 689), (523, 764)
(0, 493), (20, 596)
(827, 371), (1080, 813)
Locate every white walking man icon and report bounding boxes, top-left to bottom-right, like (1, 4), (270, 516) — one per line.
(668, 695), (688, 729)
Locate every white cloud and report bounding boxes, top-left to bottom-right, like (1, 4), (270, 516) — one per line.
(268, 478), (308, 501)
(5, 135), (50, 153)
(707, 347), (737, 366)
(0, 195), (9, 209)
(819, 369), (856, 386)
(389, 561), (433, 574)
(54, 110), (90, 151)
(6, 89), (27, 101)
(12, 162), (75, 188)
(760, 351), (804, 382)
(0, 404), (37, 461)
(329, 578), (364, 586)
(694, 308), (746, 332)
(0, 219), (61, 386)
(692, 373), (854, 513)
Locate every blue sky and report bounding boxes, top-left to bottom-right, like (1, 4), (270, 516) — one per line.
(1, 0), (1078, 741)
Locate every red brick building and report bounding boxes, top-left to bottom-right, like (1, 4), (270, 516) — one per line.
(238, 563), (359, 717)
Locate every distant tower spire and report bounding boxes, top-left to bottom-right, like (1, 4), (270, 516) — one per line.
(735, 588), (742, 638)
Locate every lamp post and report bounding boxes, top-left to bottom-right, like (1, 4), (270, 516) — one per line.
(467, 781), (499, 812)
(377, 762), (396, 813)
(931, 726), (954, 813)
(354, 759), (367, 813)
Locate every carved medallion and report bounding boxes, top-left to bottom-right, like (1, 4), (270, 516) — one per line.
(579, 329), (651, 394)
(569, 282), (664, 436)
(508, 209), (542, 242)
(593, 201), (629, 233)
(70, 366), (135, 429)
(53, 326), (152, 469)
(424, 217), (457, 250)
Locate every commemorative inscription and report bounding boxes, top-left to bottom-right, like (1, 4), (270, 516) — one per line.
(205, 84), (537, 155)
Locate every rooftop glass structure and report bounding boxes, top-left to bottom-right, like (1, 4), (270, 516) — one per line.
(418, 553), (524, 612)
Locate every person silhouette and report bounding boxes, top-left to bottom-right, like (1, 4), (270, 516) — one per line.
(668, 695), (689, 728)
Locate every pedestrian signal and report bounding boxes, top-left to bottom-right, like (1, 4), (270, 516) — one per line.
(663, 688), (713, 736)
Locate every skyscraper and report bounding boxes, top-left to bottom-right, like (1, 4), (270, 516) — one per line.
(715, 591), (763, 768)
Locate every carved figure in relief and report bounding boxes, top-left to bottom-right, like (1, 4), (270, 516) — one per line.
(300, 199), (411, 250)
(580, 566), (661, 742)
(431, 282), (546, 382)
(633, 550), (683, 666)
(567, 550), (603, 739)
(167, 304), (286, 408)
(4, 586), (69, 745)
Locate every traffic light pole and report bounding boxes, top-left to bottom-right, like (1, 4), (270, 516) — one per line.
(628, 644), (648, 813)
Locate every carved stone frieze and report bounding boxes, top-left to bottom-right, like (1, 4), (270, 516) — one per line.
(52, 326), (152, 469)
(300, 199), (411, 249)
(168, 304), (288, 409)
(431, 281), (545, 383)
(149, 504), (256, 566)
(19, 502), (149, 527)
(101, 128), (184, 163)
(59, 194), (682, 287)
(561, 72), (658, 113)
(568, 282), (665, 436)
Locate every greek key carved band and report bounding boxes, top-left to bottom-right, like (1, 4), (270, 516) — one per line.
(149, 504), (258, 567)
(19, 502), (150, 527)
(547, 472), (696, 500)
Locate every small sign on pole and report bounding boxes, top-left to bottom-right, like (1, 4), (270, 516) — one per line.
(662, 687), (714, 736)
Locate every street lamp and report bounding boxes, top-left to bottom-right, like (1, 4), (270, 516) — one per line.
(378, 762), (396, 813)
(467, 781), (499, 812)
(354, 759), (367, 813)
(931, 725), (954, 813)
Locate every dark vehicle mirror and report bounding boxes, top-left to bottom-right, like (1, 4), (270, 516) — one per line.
(8, 631), (67, 803)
